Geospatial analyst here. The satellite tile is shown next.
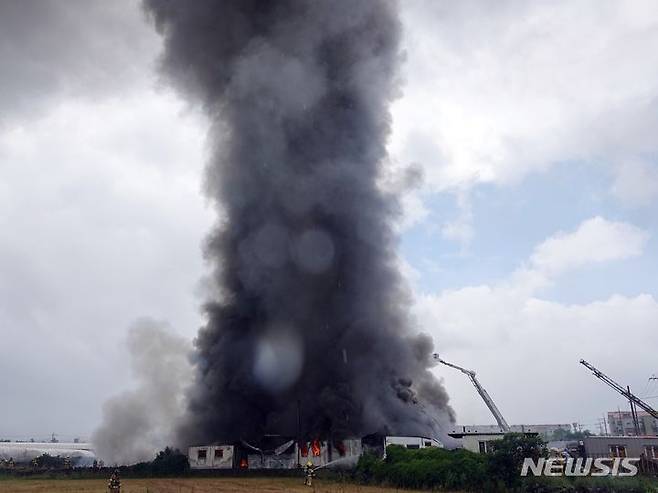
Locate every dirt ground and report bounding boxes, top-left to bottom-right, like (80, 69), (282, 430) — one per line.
(0, 477), (430, 493)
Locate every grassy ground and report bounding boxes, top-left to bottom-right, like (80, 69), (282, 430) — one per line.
(0, 477), (432, 493)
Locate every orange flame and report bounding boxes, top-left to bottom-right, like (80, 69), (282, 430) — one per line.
(239, 458), (248, 469)
(311, 440), (321, 457)
(300, 442), (309, 457)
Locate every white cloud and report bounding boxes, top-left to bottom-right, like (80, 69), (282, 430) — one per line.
(412, 217), (656, 427)
(392, 0), (658, 210)
(0, 88), (210, 438)
(528, 216), (649, 277)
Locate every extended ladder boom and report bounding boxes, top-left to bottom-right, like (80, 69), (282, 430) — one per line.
(580, 359), (658, 420)
(434, 354), (510, 432)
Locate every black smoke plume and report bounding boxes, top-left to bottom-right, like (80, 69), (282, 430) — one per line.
(144, 0), (454, 445)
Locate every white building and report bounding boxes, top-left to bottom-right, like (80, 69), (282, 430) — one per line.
(188, 444), (235, 469)
(608, 411), (658, 436)
(0, 442), (96, 467)
(384, 436), (443, 450)
(450, 424), (571, 437)
(449, 426), (540, 454)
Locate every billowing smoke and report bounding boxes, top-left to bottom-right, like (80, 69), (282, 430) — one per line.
(143, 0), (454, 445)
(93, 319), (192, 464)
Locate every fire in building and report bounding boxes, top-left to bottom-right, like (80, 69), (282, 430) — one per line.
(188, 435), (442, 470)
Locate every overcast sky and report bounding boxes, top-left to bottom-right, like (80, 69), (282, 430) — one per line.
(1, 0), (657, 441)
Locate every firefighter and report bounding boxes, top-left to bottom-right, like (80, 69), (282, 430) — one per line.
(303, 460), (315, 487)
(108, 469), (121, 492)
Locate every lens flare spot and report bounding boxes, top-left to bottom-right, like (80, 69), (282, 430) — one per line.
(253, 329), (303, 393)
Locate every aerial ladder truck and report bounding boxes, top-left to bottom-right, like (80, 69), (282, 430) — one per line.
(433, 354), (510, 432)
(580, 359), (658, 436)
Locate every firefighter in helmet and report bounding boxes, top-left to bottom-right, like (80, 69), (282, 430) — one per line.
(304, 460), (316, 486)
(108, 468), (121, 492)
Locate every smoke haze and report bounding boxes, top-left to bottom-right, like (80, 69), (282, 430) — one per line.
(143, 0), (454, 446)
(92, 319), (192, 464)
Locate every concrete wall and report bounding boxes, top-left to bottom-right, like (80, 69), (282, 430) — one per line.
(460, 434), (506, 454)
(517, 424), (572, 436)
(584, 436), (658, 457)
(188, 445), (234, 469)
(385, 436), (443, 450)
(451, 424), (571, 436)
(247, 453), (298, 469)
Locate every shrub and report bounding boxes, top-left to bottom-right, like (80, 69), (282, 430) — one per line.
(149, 447), (189, 476)
(32, 453), (67, 469)
(356, 439), (658, 492)
(356, 445), (490, 491)
(488, 433), (547, 487)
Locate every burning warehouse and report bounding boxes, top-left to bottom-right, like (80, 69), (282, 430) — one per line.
(188, 437), (361, 470)
(188, 435), (442, 471)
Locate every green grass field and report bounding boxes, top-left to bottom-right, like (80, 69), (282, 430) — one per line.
(0, 477), (433, 493)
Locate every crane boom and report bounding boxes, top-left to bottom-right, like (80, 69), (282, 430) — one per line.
(580, 359), (658, 420)
(433, 354), (510, 432)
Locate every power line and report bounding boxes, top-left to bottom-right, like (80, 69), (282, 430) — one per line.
(640, 375), (657, 397)
(580, 360), (658, 425)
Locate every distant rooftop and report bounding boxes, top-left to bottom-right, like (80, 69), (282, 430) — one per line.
(449, 424), (571, 436)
